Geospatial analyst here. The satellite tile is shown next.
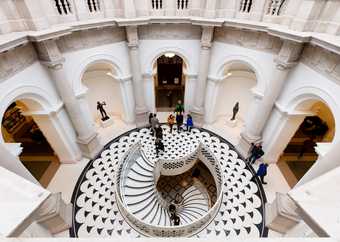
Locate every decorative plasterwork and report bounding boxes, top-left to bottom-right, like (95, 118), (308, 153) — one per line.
(301, 44), (340, 83)
(0, 43), (37, 81)
(138, 24), (202, 40)
(57, 27), (126, 53)
(214, 27), (283, 54)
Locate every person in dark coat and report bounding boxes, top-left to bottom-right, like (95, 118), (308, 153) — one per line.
(176, 112), (184, 133)
(186, 114), (193, 132)
(148, 113), (154, 127)
(254, 163), (268, 184)
(248, 143), (264, 164)
(155, 138), (164, 157)
(155, 125), (163, 140)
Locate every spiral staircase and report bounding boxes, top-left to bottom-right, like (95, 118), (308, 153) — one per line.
(71, 126), (267, 238)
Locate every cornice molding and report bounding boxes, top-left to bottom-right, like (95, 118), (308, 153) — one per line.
(1, 17), (340, 57)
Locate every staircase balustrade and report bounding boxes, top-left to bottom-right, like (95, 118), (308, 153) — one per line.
(115, 141), (224, 237)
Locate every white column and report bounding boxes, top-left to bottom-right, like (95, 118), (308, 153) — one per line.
(204, 76), (220, 124)
(184, 74), (197, 114)
(250, 0), (266, 21)
(204, 0), (217, 18)
(165, 0), (176, 15)
(142, 72), (156, 113)
(191, 26), (214, 127)
(126, 26), (149, 126)
(47, 63), (102, 158)
(262, 105), (307, 163)
(13, 0), (49, 30)
(102, 0), (115, 18)
(0, 143), (38, 185)
(123, 0), (137, 17)
(35, 40), (102, 158)
(72, 0), (89, 20)
(238, 40), (303, 155)
(220, 0), (237, 18)
(30, 109), (82, 163)
(118, 76), (136, 123)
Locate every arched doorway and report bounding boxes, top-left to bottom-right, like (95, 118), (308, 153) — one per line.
(154, 54), (186, 112)
(270, 100), (336, 187)
(215, 61), (257, 122)
(81, 62), (126, 126)
(1, 101), (60, 187)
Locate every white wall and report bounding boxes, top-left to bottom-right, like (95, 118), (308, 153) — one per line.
(215, 72), (256, 121)
(209, 41), (275, 95)
(82, 71), (125, 122)
(62, 41), (132, 96)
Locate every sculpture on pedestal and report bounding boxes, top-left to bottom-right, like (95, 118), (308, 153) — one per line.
(97, 101), (109, 121)
(231, 102), (239, 121)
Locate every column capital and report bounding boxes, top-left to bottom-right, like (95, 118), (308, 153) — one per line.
(207, 75), (221, 83)
(126, 25), (139, 48)
(276, 40), (304, 66)
(118, 75), (133, 83)
(41, 58), (65, 70)
(34, 39), (64, 64)
(274, 58), (298, 70)
(201, 26), (214, 49)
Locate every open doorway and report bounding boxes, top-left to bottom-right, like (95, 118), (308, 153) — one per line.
(277, 101), (335, 187)
(1, 102), (60, 187)
(154, 54), (185, 111)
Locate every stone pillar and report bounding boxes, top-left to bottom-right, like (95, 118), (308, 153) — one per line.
(118, 76), (136, 124)
(204, 76), (220, 124)
(126, 26), (149, 126)
(36, 193), (72, 235)
(14, 0), (49, 30)
(165, 0), (176, 16)
(123, 0), (136, 18)
(183, 74), (197, 114)
(191, 26), (214, 127)
(142, 72), (156, 113)
(266, 192), (301, 234)
(290, 0), (327, 32)
(0, 143), (38, 185)
(238, 40), (304, 155)
(34, 40), (102, 159)
(102, 0), (115, 18)
(204, 0), (218, 18)
(72, 0), (89, 20)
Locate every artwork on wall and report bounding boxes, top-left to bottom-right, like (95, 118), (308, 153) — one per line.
(2, 103), (26, 133)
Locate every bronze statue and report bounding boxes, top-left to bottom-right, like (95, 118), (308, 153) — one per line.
(231, 102), (239, 121)
(97, 101), (109, 121)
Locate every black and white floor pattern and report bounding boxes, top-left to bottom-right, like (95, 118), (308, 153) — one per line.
(70, 125), (268, 238)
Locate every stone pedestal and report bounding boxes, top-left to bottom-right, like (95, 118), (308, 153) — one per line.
(266, 192), (301, 234)
(226, 118), (237, 128)
(77, 133), (102, 159)
(36, 193), (72, 235)
(190, 109), (204, 128)
(100, 117), (113, 128)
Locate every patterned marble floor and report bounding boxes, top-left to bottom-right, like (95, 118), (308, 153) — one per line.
(70, 125), (268, 238)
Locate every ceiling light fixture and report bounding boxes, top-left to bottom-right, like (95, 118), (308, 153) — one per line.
(164, 52), (175, 58)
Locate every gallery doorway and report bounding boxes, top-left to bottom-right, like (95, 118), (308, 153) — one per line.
(1, 102), (60, 187)
(154, 54), (185, 111)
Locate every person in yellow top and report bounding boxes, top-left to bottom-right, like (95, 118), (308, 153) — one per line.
(167, 113), (175, 133)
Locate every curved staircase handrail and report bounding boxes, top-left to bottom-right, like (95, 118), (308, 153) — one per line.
(115, 142), (224, 237)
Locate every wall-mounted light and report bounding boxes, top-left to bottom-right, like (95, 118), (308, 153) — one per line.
(226, 72), (232, 77)
(106, 72), (114, 78)
(164, 52), (175, 58)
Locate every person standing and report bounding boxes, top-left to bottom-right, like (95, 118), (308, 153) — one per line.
(150, 114), (160, 136)
(167, 113), (175, 133)
(176, 112), (184, 133)
(155, 137), (164, 157)
(148, 113), (154, 127)
(248, 143), (264, 165)
(254, 163), (269, 184)
(175, 100), (184, 114)
(186, 114), (193, 132)
(155, 125), (163, 140)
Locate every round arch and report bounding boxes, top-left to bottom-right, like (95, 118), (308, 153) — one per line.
(73, 54), (126, 97)
(214, 54), (267, 95)
(281, 86), (339, 142)
(144, 46), (194, 75)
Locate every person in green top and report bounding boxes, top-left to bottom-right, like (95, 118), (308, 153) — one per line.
(174, 100), (184, 114)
